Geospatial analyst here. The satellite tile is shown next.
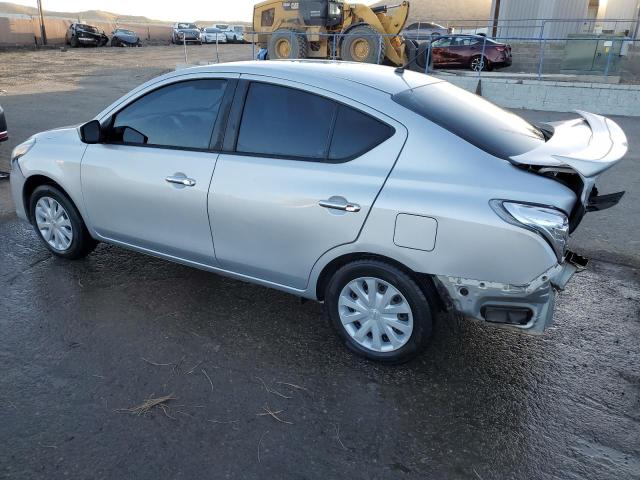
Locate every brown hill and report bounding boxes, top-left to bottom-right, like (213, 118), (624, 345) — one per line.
(372, 0), (492, 23)
(0, 2), (168, 24)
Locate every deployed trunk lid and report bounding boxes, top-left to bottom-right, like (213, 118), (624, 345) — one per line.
(510, 110), (627, 230)
(510, 110), (628, 178)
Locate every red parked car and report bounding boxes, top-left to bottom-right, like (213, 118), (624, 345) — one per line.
(428, 35), (512, 71)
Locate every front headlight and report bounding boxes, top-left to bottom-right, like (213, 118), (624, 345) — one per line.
(11, 136), (36, 170)
(490, 200), (569, 261)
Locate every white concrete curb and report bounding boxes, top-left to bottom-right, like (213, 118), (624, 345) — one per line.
(435, 74), (640, 117)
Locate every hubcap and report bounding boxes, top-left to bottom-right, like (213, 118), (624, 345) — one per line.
(338, 277), (414, 353)
(35, 196), (73, 251)
(351, 38), (371, 61)
(276, 38), (291, 58)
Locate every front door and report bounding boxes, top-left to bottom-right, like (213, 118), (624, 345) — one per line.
(81, 77), (232, 266)
(208, 79), (407, 289)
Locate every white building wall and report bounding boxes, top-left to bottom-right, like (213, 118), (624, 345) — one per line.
(490, 0), (639, 38)
(600, 0), (640, 34)
(547, 0), (589, 38)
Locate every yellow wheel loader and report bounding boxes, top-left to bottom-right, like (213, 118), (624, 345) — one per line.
(251, 0), (413, 66)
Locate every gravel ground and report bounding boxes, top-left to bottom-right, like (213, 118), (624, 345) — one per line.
(0, 45), (639, 480)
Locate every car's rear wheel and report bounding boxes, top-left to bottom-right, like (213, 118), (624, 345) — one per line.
(325, 260), (433, 364)
(29, 185), (97, 260)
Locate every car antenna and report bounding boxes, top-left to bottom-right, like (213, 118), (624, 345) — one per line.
(395, 53), (421, 75)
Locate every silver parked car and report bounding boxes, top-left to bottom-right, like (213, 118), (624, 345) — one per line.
(9, 61), (627, 363)
(402, 21), (452, 42)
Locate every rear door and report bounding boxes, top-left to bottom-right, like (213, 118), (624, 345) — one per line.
(208, 78), (407, 289)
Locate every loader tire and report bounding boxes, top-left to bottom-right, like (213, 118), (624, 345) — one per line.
(341, 25), (385, 64)
(268, 30), (308, 59)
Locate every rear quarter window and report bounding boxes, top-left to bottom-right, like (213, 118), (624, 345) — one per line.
(329, 105), (394, 161)
(392, 82), (545, 159)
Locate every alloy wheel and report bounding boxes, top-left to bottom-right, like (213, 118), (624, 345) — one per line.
(471, 56), (485, 71)
(35, 196), (73, 251)
(338, 277), (414, 353)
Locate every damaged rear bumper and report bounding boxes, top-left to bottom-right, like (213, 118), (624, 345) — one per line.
(435, 251), (588, 334)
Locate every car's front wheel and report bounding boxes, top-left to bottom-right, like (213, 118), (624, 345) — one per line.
(470, 55), (490, 71)
(325, 260), (433, 364)
(29, 185), (97, 260)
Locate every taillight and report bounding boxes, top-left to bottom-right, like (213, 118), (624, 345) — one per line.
(495, 46), (506, 52)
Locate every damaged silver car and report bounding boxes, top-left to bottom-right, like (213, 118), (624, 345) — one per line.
(9, 61), (627, 363)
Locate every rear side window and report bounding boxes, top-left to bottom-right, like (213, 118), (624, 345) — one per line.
(392, 82), (545, 159)
(237, 83), (335, 159)
(112, 79), (227, 149)
(236, 82), (394, 161)
(329, 105), (394, 161)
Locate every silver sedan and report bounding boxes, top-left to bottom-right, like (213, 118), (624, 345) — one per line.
(9, 61), (627, 363)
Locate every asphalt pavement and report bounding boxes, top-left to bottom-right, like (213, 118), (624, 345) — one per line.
(0, 54), (639, 479)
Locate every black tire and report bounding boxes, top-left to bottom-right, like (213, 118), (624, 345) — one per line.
(341, 25), (385, 64)
(268, 29), (308, 59)
(111, 38), (118, 47)
(470, 54), (489, 71)
(70, 36), (79, 48)
(416, 42), (432, 69)
(29, 185), (98, 260)
(325, 259), (434, 364)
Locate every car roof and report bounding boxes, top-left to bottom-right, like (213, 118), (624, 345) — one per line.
(172, 60), (440, 95)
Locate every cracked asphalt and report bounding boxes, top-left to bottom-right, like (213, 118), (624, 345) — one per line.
(0, 46), (639, 479)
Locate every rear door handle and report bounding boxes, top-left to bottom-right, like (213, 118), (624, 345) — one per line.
(319, 197), (361, 213)
(165, 174), (196, 187)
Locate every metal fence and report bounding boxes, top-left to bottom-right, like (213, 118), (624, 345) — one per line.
(212, 31), (638, 83)
(420, 17), (640, 39)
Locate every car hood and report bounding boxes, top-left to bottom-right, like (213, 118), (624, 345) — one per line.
(510, 110), (627, 178)
(77, 28), (106, 38)
(33, 125), (82, 142)
(114, 33), (138, 42)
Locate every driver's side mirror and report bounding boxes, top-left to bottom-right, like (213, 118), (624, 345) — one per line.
(79, 119), (103, 144)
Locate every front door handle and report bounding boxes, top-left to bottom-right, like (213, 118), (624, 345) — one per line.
(319, 197), (361, 213)
(165, 174), (196, 187)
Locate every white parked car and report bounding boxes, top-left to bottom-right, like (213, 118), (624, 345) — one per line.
(201, 27), (227, 44)
(214, 24), (244, 43)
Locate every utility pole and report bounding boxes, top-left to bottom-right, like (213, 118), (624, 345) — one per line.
(36, 0), (47, 45)
(492, 0), (501, 38)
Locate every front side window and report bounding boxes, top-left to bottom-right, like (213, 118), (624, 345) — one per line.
(111, 79), (227, 149)
(432, 37), (452, 47)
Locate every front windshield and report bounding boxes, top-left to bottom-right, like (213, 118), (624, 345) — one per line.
(205, 28), (221, 33)
(393, 82), (546, 159)
(178, 23), (197, 29)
